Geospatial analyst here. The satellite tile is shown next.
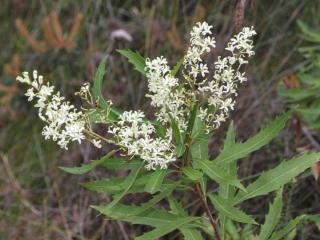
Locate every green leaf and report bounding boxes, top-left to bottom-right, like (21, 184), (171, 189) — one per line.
(81, 174), (153, 195)
(100, 157), (142, 170)
(234, 152), (320, 204)
(258, 189), (283, 240)
(59, 150), (118, 174)
(168, 196), (187, 216)
(269, 215), (305, 240)
(81, 178), (124, 194)
(180, 227), (203, 240)
(226, 219), (241, 240)
(135, 217), (198, 240)
(92, 58), (108, 109)
(169, 113), (182, 144)
(107, 161), (144, 209)
(92, 205), (195, 225)
(176, 143), (186, 158)
(184, 102), (199, 143)
(196, 159), (246, 191)
(171, 58), (184, 77)
(117, 49), (146, 74)
(59, 163), (95, 175)
(208, 195), (257, 225)
(144, 168), (167, 194)
(182, 167), (203, 181)
(218, 121), (237, 238)
(129, 183), (178, 216)
(215, 112), (291, 165)
(191, 117), (209, 161)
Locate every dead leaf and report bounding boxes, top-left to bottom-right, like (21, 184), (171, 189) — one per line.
(282, 74), (301, 89)
(311, 163), (320, 181)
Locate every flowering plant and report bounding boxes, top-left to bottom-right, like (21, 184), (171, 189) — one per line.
(17, 22), (320, 239)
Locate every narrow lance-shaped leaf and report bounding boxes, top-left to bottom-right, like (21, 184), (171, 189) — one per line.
(191, 117), (209, 161)
(269, 215), (306, 240)
(135, 217), (198, 240)
(91, 58), (120, 119)
(215, 112), (291, 164)
(182, 167), (203, 181)
(234, 152), (320, 204)
(59, 150), (118, 174)
(117, 49), (146, 74)
(107, 161), (144, 209)
(208, 195), (257, 225)
(92, 205), (197, 227)
(92, 58), (108, 109)
(180, 227), (203, 240)
(258, 189), (283, 240)
(144, 168), (168, 194)
(196, 159), (246, 191)
(218, 121), (237, 238)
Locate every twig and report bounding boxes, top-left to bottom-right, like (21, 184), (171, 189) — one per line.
(195, 184), (221, 240)
(301, 125), (320, 151)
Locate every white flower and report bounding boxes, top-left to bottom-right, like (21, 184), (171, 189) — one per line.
(109, 110), (175, 170)
(92, 139), (102, 148)
(197, 26), (256, 130)
(145, 57), (187, 130)
(16, 71), (86, 149)
(184, 22), (216, 78)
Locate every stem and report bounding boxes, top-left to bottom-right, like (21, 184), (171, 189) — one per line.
(83, 129), (114, 144)
(195, 184), (221, 240)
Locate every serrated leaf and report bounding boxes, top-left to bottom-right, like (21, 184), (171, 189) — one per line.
(144, 168), (168, 194)
(92, 58), (108, 109)
(180, 227), (203, 240)
(135, 217), (198, 240)
(234, 152), (320, 204)
(208, 195), (257, 225)
(226, 219), (241, 240)
(269, 215), (305, 240)
(117, 49), (146, 74)
(215, 112), (291, 165)
(196, 159), (246, 191)
(59, 150), (118, 174)
(258, 189), (283, 240)
(168, 196), (187, 216)
(129, 183), (178, 216)
(107, 161), (144, 209)
(218, 121), (237, 238)
(100, 157), (142, 170)
(81, 178), (124, 194)
(81, 174), (153, 195)
(191, 117), (209, 161)
(92, 205), (192, 225)
(182, 167), (203, 181)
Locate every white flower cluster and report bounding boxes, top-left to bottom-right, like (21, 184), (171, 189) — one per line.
(145, 57), (187, 129)
(198, 26), (256, 129)
(17, 71), (86, 149)
(184, 22), (216, 79)
(17, 22), (256, 171)
(108, 110), (175, 170)
(145, 23), (256, 133)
